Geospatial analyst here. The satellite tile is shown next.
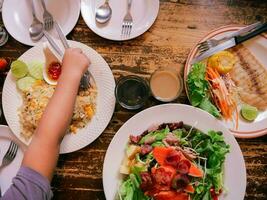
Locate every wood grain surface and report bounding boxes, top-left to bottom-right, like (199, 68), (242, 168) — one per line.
(0, 0), (267, 199)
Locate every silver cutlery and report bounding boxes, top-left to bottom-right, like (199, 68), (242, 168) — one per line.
(40, 0), (54, 30)
(121, 0), (133, 37)
(0, 141), (18, 197)
(0, 141), (18, 170)
(197, 22), (262, 53)
(95, 0), (112, 24)
(191, 22), (267, 64)
(29, 0), (44, 41)
(29, 0), (91, 90)
(47, 22), (91, 90)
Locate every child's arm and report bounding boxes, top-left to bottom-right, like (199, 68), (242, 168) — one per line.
(22, 48), (90, 181)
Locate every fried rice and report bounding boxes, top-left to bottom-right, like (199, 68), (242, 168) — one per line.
(18, 80), (97, 139)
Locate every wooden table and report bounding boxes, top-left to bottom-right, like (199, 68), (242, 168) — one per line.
(1, 0), (267, 199)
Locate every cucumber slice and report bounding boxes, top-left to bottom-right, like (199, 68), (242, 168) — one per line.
(241, 104), (258, 121)
(11, 60), (28, 79)
(28, 61), (44, 80)
(17, 76), (36, 92)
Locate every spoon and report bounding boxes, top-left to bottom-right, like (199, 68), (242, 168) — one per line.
(29, 0), (44, 41)
(95, 0), (112, 24)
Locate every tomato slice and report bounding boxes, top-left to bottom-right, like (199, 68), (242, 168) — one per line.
(153, 147), (174, 166)
(152, 166), (176, 189)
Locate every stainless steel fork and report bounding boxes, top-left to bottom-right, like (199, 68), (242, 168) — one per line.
(45, 22), (91, 90)
(40, 0), (54, 31)
(0, 141), (18, 170)
(197, 21), (261, 54)
(121, 0), (133, 37)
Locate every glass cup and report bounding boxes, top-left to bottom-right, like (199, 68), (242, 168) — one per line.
(149, 68), (183, 102)
(115, 75), (150, 110)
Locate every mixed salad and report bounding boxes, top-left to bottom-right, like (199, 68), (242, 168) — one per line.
(118, 122), (230, 200)
(187, 50), (260, 129)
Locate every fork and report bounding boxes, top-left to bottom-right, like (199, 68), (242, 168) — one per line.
(54, 22), (91, 90)
(197, 21), (261, 54)
(121, 0), (133, 38)
(0, 141), (18, 170)
(40, 0), (54, 31)
(44, 23), (91, 90)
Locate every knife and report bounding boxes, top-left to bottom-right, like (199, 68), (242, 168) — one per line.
(212, 21), (261, 43)
(191, 22), (267, 64)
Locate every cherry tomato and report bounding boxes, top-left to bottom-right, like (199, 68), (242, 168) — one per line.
(210, 187), (219, 200)
(0, 58), (8, 71)
(48, 62), (61, 80)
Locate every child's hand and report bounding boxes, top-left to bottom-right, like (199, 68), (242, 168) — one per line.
(61, 48), (90, 78)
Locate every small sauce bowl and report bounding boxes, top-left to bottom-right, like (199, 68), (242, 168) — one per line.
(115, 75), (150, 110)
(43, 42), (62, 86)
(150, 68), (183, 102)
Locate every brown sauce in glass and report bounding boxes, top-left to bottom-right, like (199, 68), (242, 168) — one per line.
(150, 70), (181, 101)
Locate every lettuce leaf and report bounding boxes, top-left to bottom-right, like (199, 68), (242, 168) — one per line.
(199, 97), (221, 118)
(190, 130), (230, 199)
(187, 63), (208, 106)
(119, 172), (150, 200)
(187, 63), (221, 118)
(139, 126), (170, 144)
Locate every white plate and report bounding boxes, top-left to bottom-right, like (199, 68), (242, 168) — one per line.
(2, 0), (80, 46)
(184, 26), (267, 138)
(0, 125), (26, 195)
(2, 40), (116, 154)
(103, 104), (246, 200)
(81, 0), (159, 41)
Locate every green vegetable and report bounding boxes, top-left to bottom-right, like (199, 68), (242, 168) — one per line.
(241, 104), (258, 121)
(202, 190), (212, 200)
(28, 61), (44, 80)
(190, 130), (230, 199)
(119, 172), (150, 200)
(187, 63), (221, 118)
(126, 145), (140, 158)
(139, 126), (170, 144)
(119, 125), (230, 200)
(119, 178), (134, 200)
(199, 97), (221, 118)
(11, 60), (28, 79)
(187, 63), (208, 106)
(16, 76), (36, 92)
(151, 141), (164, 147)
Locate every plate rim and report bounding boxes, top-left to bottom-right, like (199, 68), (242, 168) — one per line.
(183, 25), (267, 138)
(2, 0), (81, 46)
(0, 125), (27, 151)
(0, 125), (26, 194)
(102, 103), (247, 200)
(80, 0), (160, 41)
(2, 40), (116, 154)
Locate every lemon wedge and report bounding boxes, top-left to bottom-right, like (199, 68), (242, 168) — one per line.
(241, 104), (258, 121)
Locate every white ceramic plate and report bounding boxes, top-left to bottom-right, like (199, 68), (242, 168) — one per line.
(103, 104), (246, 200)
(184, 26), (267, 138)
(2, 0), (80, 46)
(81, 0), (159, 41)
(0, 125), (26, 195)
(2, 40), (116, 154)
